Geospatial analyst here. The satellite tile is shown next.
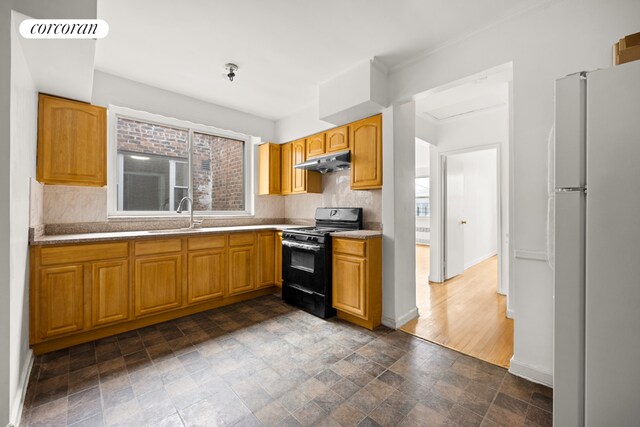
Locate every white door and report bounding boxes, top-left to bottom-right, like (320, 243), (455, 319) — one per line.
(444, 155), (465, 279)
(585, 61), (640, 426)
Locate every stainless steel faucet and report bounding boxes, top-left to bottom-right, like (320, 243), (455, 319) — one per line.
(176, 196), (202, 229)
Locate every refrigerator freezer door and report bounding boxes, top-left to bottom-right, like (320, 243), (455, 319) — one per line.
(555, 73), (587, 189)
(585, 60), (640, 426)
(554, 191), (585, 427)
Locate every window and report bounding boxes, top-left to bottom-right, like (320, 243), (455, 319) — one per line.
(416, 177), (430, 217)
(109, 107), (252, 216)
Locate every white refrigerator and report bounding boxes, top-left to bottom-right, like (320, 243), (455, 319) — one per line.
(554, 60), (640, 426)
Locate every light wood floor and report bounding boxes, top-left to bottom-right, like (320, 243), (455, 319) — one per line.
(401, 245), (514, 368)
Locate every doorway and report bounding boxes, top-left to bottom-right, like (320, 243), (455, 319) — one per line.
(401, 64), (513, 368)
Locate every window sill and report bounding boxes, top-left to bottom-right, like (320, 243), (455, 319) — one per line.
(107, 213), (255, 222)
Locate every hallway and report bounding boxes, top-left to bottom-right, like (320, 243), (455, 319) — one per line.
(401, 245), (513, 368)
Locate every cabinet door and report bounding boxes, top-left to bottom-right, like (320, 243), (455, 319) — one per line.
(38, 265), (85, 339)
(275, 232), (283, 286)
(256, 232), (275, 288)
(37, 94), (106, 186)
(292, 139), (307, 193)
(332, 254), (367, 318)
(350, 114), (382, 189)
(228, 245), (255, 296)
(135, 255), (183, 317)
(258, 143), (281, 195)
(326, 125), (349, 153)
(91, 260), (130, 327)
(281, 143), (293, 195)
(188, 249), (225, 304)
(306, 133), (326, 158)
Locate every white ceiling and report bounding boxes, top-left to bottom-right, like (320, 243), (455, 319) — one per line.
(96, 0), (534, 120)
(415, 65), (511, 120)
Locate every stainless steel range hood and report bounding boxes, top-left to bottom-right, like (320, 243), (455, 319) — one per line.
(294, 150), (350, 174)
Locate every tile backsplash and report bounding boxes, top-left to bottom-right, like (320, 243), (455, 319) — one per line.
(32, 170), (381, 233)
(284, 171), (382, 229)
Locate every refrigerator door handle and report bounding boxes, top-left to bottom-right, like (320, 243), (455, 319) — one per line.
(555, 187), (587, 193)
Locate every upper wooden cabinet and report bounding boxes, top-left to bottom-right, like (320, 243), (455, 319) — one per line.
(306, 132), (326, 158)
(350, 114), (382, 190)
(291, 139), (322, 194)
(326, 125), (349, 153)
(37, 94), (107, 186)
(258, 143), (281, 195)
(292, 139), (307, 193)
(281, 142), (293, 195)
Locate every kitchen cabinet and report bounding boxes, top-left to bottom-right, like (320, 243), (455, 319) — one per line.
(275, 232), (283, 287)
(187, 235), (226, 303)
(292, 139), (322, 194)
(37, 94), (107, 186)
(292, 139), (307, 193)
(306, 132), (326, 158)
(258, 143), (282, 195)
(37, 264), (85, 339)
(134, 254), (183, 317)
(332, 236), (382, 330)
(326, 125), (349, 153)
(29, 230), (281, 355)
(350, 114), (382, 190)
(228, 232), (256, 296)
(281, 142), (293, 195)
(256, 231), (276, 288)
(188, 249), (225, 303)
(91, 260), (130, 327)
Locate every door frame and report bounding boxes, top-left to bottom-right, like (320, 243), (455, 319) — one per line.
(439, 143), (505, 295)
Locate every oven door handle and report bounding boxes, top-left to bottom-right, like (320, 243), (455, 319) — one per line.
(282, 240), (322, 252)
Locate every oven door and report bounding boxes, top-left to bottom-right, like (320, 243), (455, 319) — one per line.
(282, 239), (328, 295)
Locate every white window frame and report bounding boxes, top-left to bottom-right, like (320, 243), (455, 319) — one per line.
(108, 105), (254, 217)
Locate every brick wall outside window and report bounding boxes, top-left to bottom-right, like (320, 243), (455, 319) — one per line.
(116, 117), (245, 211)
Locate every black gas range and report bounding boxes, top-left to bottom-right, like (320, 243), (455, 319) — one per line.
(282, 208), (363, 318)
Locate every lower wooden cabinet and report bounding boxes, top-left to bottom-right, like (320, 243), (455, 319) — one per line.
(228, 243), (256, 296)
(332, 236), (382, 330)
(275, 232), (283, 286)
(188, 249), (225, 303)
(135, 254), (183, 317)
(37, 264), (85, 339)
(91, 260), (130, 327)
(256, 231), (276, 288)
(30, 230), (282, 354)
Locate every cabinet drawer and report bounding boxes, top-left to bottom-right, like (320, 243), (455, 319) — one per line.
(188, 234), (226, 251)
(41, 242), (129, 266)
(229, 232), (255, 247)
(135, 238), (182, 256)
(333, 238), (366, 257)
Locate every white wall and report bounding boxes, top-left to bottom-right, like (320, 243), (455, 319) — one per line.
(275, 104), (334, 143)
(454, 149), (498, 269)
(2, 3), (97, 425)
(92, 71), (276, 142)
(9, 14), (37, 425)
(389, 0), (640, 385)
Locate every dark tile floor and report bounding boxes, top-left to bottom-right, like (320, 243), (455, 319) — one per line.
(21, 295), (552, 427)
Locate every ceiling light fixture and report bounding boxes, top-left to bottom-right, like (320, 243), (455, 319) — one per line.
(225, 63), (238, 82)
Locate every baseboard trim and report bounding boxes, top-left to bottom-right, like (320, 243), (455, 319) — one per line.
(506, 308), (515, 319)
(514, 249), (548, 262)
(10, 350), (34, 426)
(382, 306), (419, 329)
(509, 357), (553, 387)
(464, 251), (498, 270)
